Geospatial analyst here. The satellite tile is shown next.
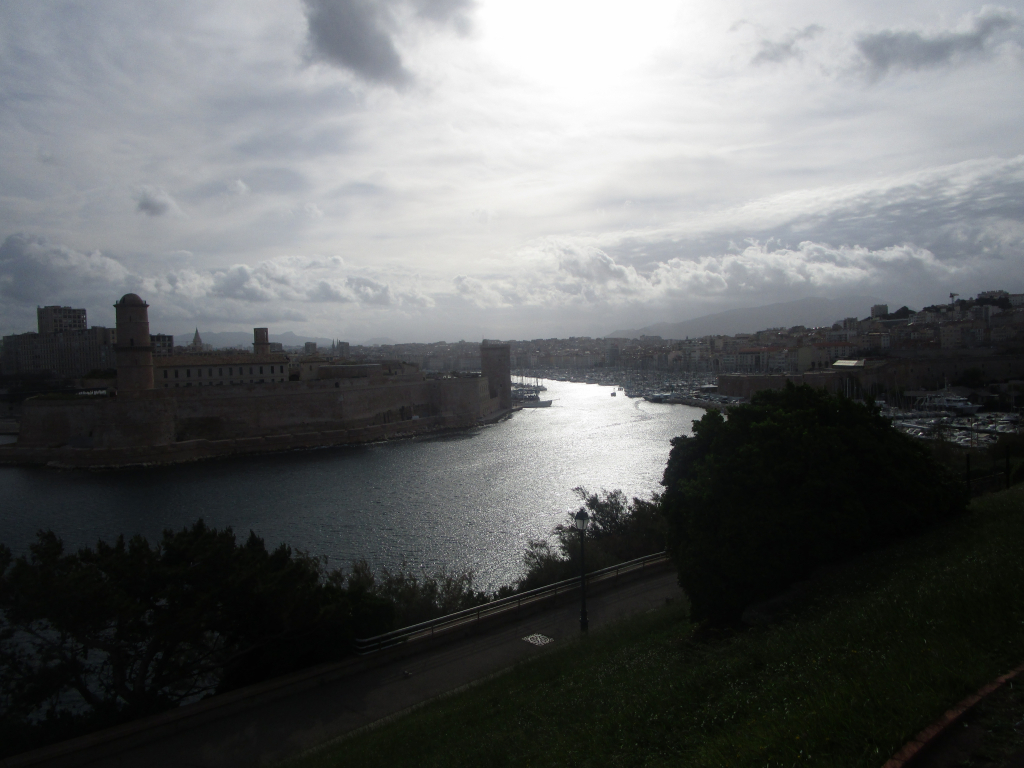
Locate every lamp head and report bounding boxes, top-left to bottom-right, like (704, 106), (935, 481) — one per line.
(574, 508), (589, 532)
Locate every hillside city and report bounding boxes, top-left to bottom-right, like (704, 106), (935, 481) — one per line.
(3, 290), (1023, 386)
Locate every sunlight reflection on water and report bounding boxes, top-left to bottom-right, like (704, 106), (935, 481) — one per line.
(0, 381), (701, 591)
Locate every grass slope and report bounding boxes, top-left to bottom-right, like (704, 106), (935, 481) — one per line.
(289, 486), (1024, 768)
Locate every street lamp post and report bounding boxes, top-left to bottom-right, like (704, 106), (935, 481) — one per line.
(574, 508), (589, 632)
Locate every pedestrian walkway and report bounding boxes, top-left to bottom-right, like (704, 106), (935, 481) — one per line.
(7, 570), (683, 768)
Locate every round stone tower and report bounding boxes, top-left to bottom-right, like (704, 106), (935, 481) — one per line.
(114, 293), (154, 392)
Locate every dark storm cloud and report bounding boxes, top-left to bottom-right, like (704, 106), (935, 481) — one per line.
(302, 0), (475, 86)
(751, 24), (823, 65)
(856, 8), (1019, 80)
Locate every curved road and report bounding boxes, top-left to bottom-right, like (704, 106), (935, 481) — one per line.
(7, 570), (683, 768)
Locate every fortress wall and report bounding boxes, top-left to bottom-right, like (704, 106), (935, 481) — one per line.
(3, 414), (457, 468)
(16, 375), (491, 453)
(19, 397), (176, 449)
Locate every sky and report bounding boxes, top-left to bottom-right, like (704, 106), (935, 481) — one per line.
(1, 0), (1023, 343)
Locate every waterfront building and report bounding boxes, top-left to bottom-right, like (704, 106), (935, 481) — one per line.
(156, 356), (289, 386)
(5, 293), (512, 468)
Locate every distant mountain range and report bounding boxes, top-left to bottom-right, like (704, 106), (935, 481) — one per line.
(607, 296), (885, 340)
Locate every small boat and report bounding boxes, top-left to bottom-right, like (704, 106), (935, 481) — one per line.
(520, 399), (552, 408)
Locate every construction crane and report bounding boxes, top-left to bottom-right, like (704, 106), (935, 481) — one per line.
(949, 292), (959, 304)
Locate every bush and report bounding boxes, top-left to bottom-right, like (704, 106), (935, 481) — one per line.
(506, 487), (666, 594)
(1011, 461), (1024, 487)
(345, 559), (489, 631)
(0, 522), (487, 758)
(661, 384), (967, 623)
(0, 522), (354, 755)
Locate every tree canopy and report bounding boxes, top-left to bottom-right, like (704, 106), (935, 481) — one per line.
(0, 521), (486, 758)
(661, 384), (967, 622)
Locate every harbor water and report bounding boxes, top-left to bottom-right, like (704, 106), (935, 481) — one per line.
(0, 381), (702, 591)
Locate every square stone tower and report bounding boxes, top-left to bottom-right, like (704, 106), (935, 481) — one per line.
(480, 340), (511, 410)
(253, 327), (270, 356)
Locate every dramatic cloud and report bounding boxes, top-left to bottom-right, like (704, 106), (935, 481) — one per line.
(453, 274), (510, 308)
(856, 8), (1020, 79)
(307, 279), (354, 303)
(1, 2), (1023, 341)
(200, 256), (405, 306)
(751, 24), (823, 65)
(346, 275), (394, 305)
(0, 235), (129, 303)
(0, 240), (423, 335)
(302, 0), (474, 85)
(487, 240), (964, 311)
(304, 0), (409, 85)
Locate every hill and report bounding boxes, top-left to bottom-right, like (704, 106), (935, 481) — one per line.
(607, 295), (883, 339)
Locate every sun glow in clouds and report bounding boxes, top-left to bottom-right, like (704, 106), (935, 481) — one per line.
(477, 0), (681, 100)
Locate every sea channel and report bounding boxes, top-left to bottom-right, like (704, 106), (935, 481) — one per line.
(0, 380), (703, 591)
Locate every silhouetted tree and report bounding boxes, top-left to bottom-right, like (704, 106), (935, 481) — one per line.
(661, 384), (967, 622)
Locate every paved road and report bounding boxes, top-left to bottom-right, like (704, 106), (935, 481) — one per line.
(13, 570), (683, 768)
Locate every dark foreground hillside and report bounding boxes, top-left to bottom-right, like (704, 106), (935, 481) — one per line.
(291, 485), (1024, 768)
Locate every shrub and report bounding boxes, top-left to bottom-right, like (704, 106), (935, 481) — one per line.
(0, 523), (486, 758)
(661, 384), (967, 623)
(509, 487), (666, 593)
(0, 522), (353, 755)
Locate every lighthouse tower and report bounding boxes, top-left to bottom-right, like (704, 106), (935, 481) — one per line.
(114, 293), (154, 392)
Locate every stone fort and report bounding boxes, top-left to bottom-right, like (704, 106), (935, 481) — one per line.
(2, 294), (512, 468)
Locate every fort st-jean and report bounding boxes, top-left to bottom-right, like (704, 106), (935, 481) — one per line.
(0, 293), (512, 469)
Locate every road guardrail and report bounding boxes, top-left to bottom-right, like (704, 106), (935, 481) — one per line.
(352, 551), (669, 654)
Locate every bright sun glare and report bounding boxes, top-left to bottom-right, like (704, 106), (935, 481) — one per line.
(478, 0), (680, 98)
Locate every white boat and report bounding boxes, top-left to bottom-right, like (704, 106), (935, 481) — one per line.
(913, 391), (981, 415)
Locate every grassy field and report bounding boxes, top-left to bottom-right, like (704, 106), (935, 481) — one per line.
(288, 485), (1024, 768)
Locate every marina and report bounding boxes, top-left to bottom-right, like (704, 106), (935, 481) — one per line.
(514, 368), (1022, 449)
